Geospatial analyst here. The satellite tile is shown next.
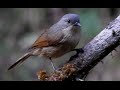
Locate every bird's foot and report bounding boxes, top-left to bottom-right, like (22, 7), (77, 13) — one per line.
(69, 48), (84, 62)
(72, 48), (84, 53)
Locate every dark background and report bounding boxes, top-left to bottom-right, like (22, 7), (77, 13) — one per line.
(0, 8), (120, 81)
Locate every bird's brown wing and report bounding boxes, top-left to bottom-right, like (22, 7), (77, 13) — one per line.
(31, 35), (49, 49)
(30, 29), (64, 49)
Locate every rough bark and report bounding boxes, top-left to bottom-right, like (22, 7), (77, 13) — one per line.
(37, 14), (120, 81)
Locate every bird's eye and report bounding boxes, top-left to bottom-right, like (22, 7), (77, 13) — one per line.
(67, 19), (71, 23)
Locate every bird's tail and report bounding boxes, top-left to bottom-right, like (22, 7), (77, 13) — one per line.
(8, 52), (32, 71)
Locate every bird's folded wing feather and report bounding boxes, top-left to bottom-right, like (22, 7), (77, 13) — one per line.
(30, 28), (64, 49)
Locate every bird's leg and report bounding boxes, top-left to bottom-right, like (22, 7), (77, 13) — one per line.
(49, 58), (56, 71)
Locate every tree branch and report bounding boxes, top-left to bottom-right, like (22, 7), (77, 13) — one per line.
(37, 14), (120, 81)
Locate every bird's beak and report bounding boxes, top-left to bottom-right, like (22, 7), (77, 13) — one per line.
(74, 22), (81, 27)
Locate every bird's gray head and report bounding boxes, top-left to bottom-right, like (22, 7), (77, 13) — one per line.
(57, 14), (81, 28)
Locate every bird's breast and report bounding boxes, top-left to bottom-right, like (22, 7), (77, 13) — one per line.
(62, 26), (81, 48)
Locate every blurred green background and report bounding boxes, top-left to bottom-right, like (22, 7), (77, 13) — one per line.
(0, 8), (120, 81)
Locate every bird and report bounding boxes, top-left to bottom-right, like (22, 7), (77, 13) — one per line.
(8, 13), (81, 71)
